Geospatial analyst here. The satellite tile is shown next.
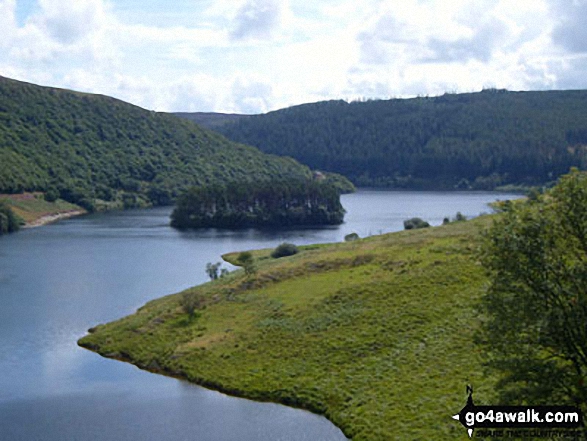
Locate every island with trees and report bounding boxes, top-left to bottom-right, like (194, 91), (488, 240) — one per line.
(170, 180), (345, 229)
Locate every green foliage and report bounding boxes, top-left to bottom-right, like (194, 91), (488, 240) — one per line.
(188, 90), (587, 189)
(180, 290), (205, 320)
(0, 76), (313, 209)
(0, 201), (21, 234)
(271, 243), (299, 258)
(344, 232), (360, 242)
(205, 262), (222, 280)
(171, 180), (345, 229)
(453, 211), (467, 222)
(43, 187), (59, 202)
(236, 252), (257, 277)
(479, 169), (587, 414)
(403, 217), (430, 230)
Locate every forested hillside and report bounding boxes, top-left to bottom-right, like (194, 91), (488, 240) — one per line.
(187, 89), (587, 189)
(174, 112), (250, 129)
(0, 76), (317, 211)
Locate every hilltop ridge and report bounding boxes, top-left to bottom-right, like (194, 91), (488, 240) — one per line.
(0, 76), (317, 211)
(177, 89), (587, 189)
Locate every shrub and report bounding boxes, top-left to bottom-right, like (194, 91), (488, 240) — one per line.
(344, 232), (360, 242)
(236, 251), (257, 276)
(454, 212), (467, 222)
(205, 262), (222, 280)
(403, 217), (430, 230)
(271, 243), (299, 258)
(0, 202), (21, 234)
(44, 188), (59, 202)
(180, 290), (205, 320)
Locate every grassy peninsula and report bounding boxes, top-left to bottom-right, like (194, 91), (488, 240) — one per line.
(0, 192), (84, 228)
(79, 217), (497, 440)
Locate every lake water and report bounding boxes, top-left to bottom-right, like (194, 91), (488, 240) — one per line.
(0, 190), (519, 440)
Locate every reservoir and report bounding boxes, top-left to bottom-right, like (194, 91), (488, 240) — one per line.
(0, 190), (518, 440)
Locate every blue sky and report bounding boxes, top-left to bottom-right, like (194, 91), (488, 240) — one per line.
(1, 0), (587, 114)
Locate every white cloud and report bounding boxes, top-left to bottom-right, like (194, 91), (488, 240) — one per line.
(551, 0), (587, 53)
(1, 0), (587, 114)
(0, 0), (17, 49)
(229, 0), (285, 41)
(35, 0), (108, 44)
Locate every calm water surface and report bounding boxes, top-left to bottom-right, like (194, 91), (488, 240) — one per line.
(0, 191), (519, 440)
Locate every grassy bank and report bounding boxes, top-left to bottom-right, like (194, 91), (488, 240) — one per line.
(79, 217), (498, 440)
(0, 193), (85, 226)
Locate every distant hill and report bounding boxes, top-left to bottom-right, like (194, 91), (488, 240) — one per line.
(173, 112), (250, 130)
(0, 76), (318, 211)
(180, 89), (587, 189)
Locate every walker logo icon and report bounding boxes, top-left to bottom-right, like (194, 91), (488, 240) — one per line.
(451, 385), (583, 438)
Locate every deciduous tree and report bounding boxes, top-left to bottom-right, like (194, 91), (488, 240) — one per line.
(479, 169), (587, 412)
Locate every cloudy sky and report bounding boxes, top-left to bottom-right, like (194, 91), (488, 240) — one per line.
(1, 0), (586, 114)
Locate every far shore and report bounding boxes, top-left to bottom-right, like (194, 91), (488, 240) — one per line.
(23, 210), (86, 228)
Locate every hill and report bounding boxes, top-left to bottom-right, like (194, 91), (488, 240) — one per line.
(79, 216), (496, 440)
(0, 76), (317, 211)
(182, 89), (587, 189)
(173, 112), (250, 130)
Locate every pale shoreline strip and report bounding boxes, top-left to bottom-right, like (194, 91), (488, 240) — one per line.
(23, 210), (86, 228)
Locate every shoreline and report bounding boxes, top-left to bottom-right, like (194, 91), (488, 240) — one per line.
(23, 210), (86, 228)
(77, 341), (351, 439)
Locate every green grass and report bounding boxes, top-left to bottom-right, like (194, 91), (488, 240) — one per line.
(79, 217), (499, 440)
(0, 192), (83, 224)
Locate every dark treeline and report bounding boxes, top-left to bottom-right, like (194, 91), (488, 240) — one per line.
(189, 89), (587, 189)
(0, 76), (319, 211)
(171, 180), (345, 229)
(0, 201), (20, 235)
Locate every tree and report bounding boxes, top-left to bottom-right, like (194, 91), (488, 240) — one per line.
(478, 169), (587, 412)
(205, 262), (222, 280)
(0, 202), (21, 234)
(236, 251), (257, 277)
(180, 290), (204, 321)
(454, 212), (467, 222)
(44, 187), (59, 202)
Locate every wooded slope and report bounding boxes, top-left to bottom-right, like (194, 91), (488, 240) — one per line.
(184, 89), (587, 189)
(0, 76), (314, 210)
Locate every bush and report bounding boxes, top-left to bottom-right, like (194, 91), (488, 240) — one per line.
(403, 217), (430, 230)
(344, 232), (360, 242)
(271, 243), (299, 258)
(0, 202), (21, 234)
(236, 252), (257, 276)
(44, 188), (59, 202)
(205, 262), (222, 280)
(454, 212), (467, 222)
(180, 290), (205, 320)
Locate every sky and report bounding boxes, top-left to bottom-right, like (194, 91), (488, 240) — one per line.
(1, 0), (587, 114)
